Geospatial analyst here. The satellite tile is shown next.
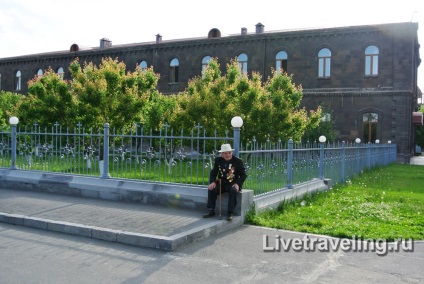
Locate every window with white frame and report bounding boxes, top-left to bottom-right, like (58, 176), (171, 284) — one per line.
(169, 58), (179, 83)
(237, 53), (248, 75)
(37, 69), (43, 77)
(365, 45), (379, 76)
(15, 71), (22, 91)
(201, 56), (211, 76)
(318, 48), (331, 78)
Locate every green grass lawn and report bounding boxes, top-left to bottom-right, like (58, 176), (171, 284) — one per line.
(246, 163), (424, 241)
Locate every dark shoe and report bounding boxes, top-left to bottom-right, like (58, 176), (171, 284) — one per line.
(226, 213), (233, 221)
(203, 211), (215, 218)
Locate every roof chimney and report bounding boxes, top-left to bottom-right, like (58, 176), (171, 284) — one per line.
(156, 34), (162, 43)
(100, 38), (112, 49)
(208, 28), (221, 38)
(255, 22), (264, 34)
(241, 27), (247, 35)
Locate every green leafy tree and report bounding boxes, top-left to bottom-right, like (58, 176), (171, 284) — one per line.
(17, 68), (77, 126)
(0, 91), (24, 127)
(171, 58), (321, 145)
(302, 107), (336, 143)
(170, 58), (235, 136)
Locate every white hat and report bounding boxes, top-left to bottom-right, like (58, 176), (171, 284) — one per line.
(218, 144), (234, 153)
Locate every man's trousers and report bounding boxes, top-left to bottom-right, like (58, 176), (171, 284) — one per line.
(207, 183), (238, 214)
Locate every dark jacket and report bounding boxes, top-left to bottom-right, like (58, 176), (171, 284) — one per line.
(209, 155), (247, 190)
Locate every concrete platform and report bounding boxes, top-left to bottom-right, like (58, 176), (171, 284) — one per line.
(0, 169), (254, 251)
(0, 187), (243, 251)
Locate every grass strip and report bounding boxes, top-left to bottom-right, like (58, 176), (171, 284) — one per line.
(246, 163), (424, 241)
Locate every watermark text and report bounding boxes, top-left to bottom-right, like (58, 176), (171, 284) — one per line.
(263, 234), (414, 256)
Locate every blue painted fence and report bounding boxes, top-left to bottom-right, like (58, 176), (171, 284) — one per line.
(0, 122), (397, 196)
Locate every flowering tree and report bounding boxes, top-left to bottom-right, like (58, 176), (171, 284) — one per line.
(69, 57), (172, 130)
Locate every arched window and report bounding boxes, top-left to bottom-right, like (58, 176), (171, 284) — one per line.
(201, 56), (211, 75)
(169, 58), (179, 83)
(321, 112), (331, 122)
(139, 60), (148, 71)
(362, 113), (379, 143)
(0, 73), (2, 90)
(275, 51), (288, 74)
(15, 71), (22, 91)
(57, 67), (64, 80)
(37, 69), (43, 77)
(365, 45), (379, 76)
(238, 53), (248, 74)
(318, 48), (331, 78)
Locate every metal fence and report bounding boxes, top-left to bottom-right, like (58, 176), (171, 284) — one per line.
(238, 139), (396, 195)
(0, 121), (397, 196)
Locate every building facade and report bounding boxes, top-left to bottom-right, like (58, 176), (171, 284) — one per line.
(0, 22), (421, 162)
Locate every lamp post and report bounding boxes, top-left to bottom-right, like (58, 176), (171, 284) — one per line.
(318, 135), (326, 180)
(231, 116), (243, 157)
(355, 138), (361, 174)
(374, 139), (380, 167)
(9, 116), (19, 170)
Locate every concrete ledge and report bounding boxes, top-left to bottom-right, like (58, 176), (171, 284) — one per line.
(23, 217), (48, 230)
(169, 216), (244, 250)
(253, 179), (331, 213)
(48, 221), (93, 237)
(91, 228), (119, 242)
(117, 233), (172, 250)
(0, 213), (24, 225)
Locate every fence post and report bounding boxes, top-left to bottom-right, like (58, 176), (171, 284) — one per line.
(367, 142), (371, 169)
(101, 123), (111, 179)
(9, 116), (19, 170)
(287, 139), (293, 189)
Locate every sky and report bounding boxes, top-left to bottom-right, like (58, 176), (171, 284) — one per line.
(0, 0), (423, 95)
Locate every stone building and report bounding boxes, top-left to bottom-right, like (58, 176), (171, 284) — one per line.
(0, 22), (421, 162)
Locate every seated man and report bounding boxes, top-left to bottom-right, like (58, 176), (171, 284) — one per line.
(203, 143), (247, 221)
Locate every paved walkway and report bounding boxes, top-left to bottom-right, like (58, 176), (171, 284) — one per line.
(0, 187), (241, 251)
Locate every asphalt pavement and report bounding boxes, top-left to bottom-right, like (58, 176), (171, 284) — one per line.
(0, 157), (423, 283)
(0, 221), (422, 283)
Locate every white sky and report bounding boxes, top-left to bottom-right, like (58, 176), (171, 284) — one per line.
(0, 0), (423, 94)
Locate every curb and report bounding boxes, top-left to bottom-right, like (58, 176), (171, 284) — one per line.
(0, 212), (242, 251)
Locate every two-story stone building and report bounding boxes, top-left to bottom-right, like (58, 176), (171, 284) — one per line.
(0, 22), (421, 162)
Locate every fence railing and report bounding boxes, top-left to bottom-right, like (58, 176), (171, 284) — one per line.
(0, 121), (397, 196)
(238, 139), (396, 196)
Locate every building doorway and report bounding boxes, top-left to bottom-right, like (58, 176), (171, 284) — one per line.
(362, 113), (378, 143)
